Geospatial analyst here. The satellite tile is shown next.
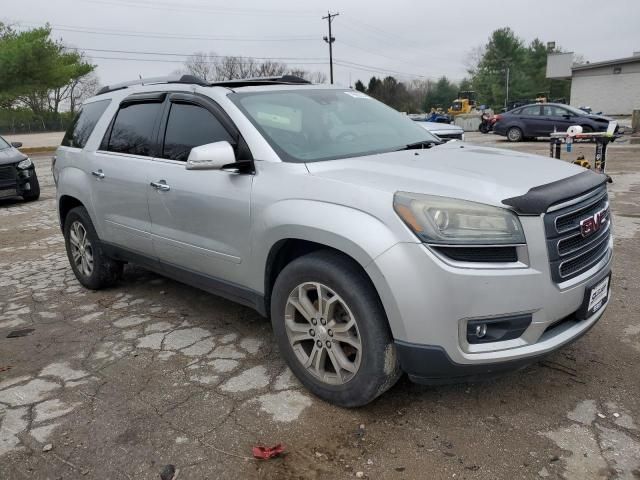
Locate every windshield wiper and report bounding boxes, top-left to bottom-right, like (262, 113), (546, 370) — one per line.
(396, 140), (442, 151)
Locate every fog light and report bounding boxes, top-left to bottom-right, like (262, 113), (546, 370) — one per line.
(466, 314), (532, 344)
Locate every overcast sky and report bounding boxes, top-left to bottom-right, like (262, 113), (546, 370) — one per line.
(3, 0), (640, 87)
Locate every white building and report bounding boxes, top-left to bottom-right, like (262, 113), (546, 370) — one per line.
(547, 52), (640, 115)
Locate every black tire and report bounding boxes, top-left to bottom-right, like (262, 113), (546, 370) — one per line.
(63, 206), (123, 290)
(507, 126), (523, 142)
(22, 174), (40, 201)
(270, 250), (401, 407)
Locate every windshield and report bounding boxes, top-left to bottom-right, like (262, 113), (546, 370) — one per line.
(231, 89), (438, 163)
(563, 105), (589, 116)
(0, 136), (10, 150)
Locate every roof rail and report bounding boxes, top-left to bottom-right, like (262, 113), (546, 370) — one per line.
(209, 75), (312, 88)
(95, 74), (312, 96)
(96, 74), (208, 96)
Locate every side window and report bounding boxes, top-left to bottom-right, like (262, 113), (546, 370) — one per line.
(61, 99), (111, 148)
(520, 106), (540, 116)
(543, 106), (568, 117)
(162, 103), (234, 161)
(107, 102), (162, 156)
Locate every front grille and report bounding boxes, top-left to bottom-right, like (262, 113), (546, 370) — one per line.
(0, 165), (17, 182)
(544, 185), (611, 282)
(436, 133), (463, 141)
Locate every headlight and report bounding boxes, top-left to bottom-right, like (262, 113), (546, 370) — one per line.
(17, 158), (32, 169)
(393, 192), (525, 245)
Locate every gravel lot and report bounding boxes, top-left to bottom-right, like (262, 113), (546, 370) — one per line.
(1, 134), (639, 479)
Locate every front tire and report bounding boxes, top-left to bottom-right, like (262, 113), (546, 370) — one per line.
(63, 206), (122, 290)
(507, 126), (523, 142)
(270, 250), (401, 407)
(22, 175), (40, 201)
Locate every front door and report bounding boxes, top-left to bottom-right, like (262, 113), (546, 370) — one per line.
(147, 97), (253, 285)
(91, 98), (164, 255)
(541, 105), (575, 134)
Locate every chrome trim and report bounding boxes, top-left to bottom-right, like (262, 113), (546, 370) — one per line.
(554, 190), (608, 233)
(547, 185), (606, 213)
(557, 216), (610, 257)
(426, 243), (530, 270)
(558, 235), (611, 279)
(557, 242), (612, 289)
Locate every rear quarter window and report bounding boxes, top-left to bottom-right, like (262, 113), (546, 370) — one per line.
(61, 99), (111, 148)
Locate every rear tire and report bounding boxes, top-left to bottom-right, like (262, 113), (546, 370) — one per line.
(63, 206), (123, 290)
(22, 175), (40, 201)
(507, 126), (523, 142)
(270, 250), (401, 407)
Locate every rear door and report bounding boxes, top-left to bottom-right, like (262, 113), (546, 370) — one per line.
(517, 105), (543, 136)
(91, 94), (164, 255)
(147, 93), (253, 285)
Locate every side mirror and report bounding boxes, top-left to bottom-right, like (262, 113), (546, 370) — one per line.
(11, 141), (23, 148)
(186, 141), (236, 170)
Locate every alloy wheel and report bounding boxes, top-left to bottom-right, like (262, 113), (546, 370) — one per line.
(69, 221), (94, 277)
(284, 282), (362, 385)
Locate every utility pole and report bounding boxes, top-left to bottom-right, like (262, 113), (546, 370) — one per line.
(322, 11), (339, 84)
(504, 66), (510, 110)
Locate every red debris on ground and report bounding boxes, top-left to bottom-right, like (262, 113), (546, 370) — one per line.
(252, 444), (286, 460)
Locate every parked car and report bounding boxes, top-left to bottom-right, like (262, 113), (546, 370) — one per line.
(0, 135), (40, 201)
(54, 75), (612, 407)
(412, 120), (464, 141)
(494, 103), (613, 142)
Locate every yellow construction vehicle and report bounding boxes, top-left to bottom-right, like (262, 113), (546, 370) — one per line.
(447, 91), (477, 116)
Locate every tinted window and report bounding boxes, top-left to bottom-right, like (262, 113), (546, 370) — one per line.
(107, 102), (162, 156)
(162, 103), (233, 161)
(543, 106), (569, 117)
(520, 106), (540, 116)
(61, 99), (111, 148)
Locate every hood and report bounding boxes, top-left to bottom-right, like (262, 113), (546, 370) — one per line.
(586, 113), (612, 123)
(306, 143), (586, 209)
(0, 147), (27, 166)
(416, 121), (463, 133)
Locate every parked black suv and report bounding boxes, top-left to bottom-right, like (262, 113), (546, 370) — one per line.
(0, 135), (40, 202)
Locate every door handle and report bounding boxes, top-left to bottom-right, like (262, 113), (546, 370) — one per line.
(91, 169), (105, 179)
(150, 180), (171, 192)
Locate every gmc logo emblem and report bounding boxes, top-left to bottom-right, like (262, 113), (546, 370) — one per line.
(580, 208), (607, 238)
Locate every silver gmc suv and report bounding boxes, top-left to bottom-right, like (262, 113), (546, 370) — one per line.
(54, 75), (612, 407)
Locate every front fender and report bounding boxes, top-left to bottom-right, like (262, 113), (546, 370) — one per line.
(250, 199), (415, 335)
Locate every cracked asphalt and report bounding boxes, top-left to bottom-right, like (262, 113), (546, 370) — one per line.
(1, 134), (639, 479)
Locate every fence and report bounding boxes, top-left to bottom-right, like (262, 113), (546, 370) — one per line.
(0, 111), (74, 135)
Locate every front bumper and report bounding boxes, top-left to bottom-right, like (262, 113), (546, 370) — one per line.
(366, 215), (612, 381)
(0, 164), (36, 197)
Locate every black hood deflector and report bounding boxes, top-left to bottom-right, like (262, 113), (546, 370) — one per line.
(502, 170), (609, 215)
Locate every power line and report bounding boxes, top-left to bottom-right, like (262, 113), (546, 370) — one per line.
(18, 22), (318, 42)
(334, 59), (426, 79)
(89, 55), (328, 66)
(66, 47), (325, 62)
(85, 0), (319, 17)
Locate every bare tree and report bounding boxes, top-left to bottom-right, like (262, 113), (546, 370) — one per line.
(68, 72), (100, 113)
(184, 51), (218, 81)
(256, 60), (287, 77)
(464, 45), (486, 76)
